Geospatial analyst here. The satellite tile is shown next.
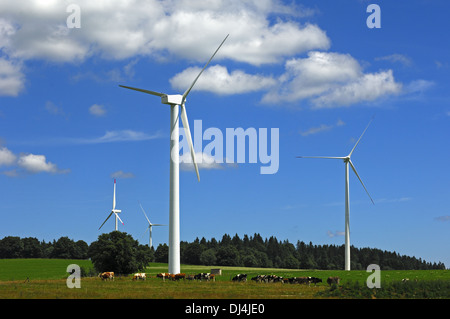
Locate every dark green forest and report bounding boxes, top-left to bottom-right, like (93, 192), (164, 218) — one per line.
(0, 233), (446, 270)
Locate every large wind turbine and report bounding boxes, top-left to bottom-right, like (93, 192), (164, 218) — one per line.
(98, 179), (124, 231)
(297, 119), (375, 271)
(139, 202), (166, 249)
(119, 35), (229, 274)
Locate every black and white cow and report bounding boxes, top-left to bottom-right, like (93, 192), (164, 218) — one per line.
(232, 274), (247, 282)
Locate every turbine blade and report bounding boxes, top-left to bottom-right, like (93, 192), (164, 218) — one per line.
(180, 104), (200, 181)
(152, 224), (167, 226)
(297, 156), (345, 159)
(181, 34), (229, 104)
(349, 160), (374, 205)
(119, 85), (165, 97)
(115, 213), (125, 225)
(139, 201), (152, 225)
(98, 212), (113, 230)
(349, 117), (374, 157)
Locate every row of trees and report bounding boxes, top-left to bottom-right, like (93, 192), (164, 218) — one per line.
(153, 233), (446, 270)
(1, 233), (446, 271)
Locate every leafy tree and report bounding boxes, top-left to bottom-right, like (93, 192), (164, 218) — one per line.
(200, 248), (217, 265)
(154, 243), (168, 263)
(0, 236), (23, 258)
(88, 231), (151, 274)
(216, 245), (240, 266)
(51, 237), (77, 259)
(22, 237), (43, 258)
(182, 242), (203, 265)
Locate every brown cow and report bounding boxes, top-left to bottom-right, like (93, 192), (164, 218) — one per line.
(327, 276), (340, 286)
(174, 273), (186, 281)
(157, 272), (170, 279)
(99, 272), (114, 281)
(132, 273), (146, 281)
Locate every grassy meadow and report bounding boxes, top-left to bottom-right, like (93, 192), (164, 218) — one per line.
(0, 259), (448, 299)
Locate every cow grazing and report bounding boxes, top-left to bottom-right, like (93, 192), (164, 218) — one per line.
(173, 273), (186, 281)
(132, 273), (146, 281)
(157, 273), (170, 279)
(309, 277), (322, 286)
(232, 274), (247, 282)
(327, 276), (340, 286)
(99, 272), (114, 281)
(193, 273), (214, 281)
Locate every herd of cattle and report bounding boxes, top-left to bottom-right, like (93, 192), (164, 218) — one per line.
(98, 271), (341, 286)
(233, 273), (340, 286)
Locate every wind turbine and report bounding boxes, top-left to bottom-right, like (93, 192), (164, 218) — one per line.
(119, 34), (229, 274)
(139, 201), (166, 249)
(297, 119), (375, 271)
(98, 179), (124, 231)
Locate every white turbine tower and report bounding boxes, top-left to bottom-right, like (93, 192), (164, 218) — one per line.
(297, 119), (375, 271)
(99, 179), (124, 231)
(139, 201), (166, 249)
(119, 35), (229, 274)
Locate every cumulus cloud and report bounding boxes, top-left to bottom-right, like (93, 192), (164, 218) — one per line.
(262, 51), (402, 107)
(0, 146), (69, 175)
(170, 65), (276, 95)
(0, 0), (329, 65)
(89, 104), (106, 117)
(0, 146), (17, 166)
(0, 57), (24, 96)
(0, 0), (407, 108)
(17, 153), (66, 174)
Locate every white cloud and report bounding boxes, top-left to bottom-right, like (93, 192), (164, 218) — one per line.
(0, 146), (69, 175)
(89, 104), (106, 117)
(262, 51), (402, 107)
(0, 57), (24, 96)
(375, 54), (412, 66)
(170, 65), (276, 95)
(0, 1), (329, 65)
(0, 146), (17, 166)
(76, 130), (162, 144)
(17, 153), (69, 174)
(300, 119), (345, 136)
(180, 152), (237, 171)
(327, 230), (344, 238)
(313, 70), (402, 107)
(110, 170), (135, 179)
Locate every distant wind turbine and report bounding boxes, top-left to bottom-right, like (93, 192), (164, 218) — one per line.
(139, 201), (166, 249)
(297, 118), (375, 271)
(98, 179), (124, 231)
(119, 34), (229, 274)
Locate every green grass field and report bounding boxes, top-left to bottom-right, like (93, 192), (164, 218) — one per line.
(0, 259), (449, 299)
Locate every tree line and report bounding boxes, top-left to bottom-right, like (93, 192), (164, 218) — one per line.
(0, 233), (446, 271)
(155, 233), (446, 270)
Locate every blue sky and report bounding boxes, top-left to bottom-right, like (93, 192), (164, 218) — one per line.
(0, 0), (449, 268)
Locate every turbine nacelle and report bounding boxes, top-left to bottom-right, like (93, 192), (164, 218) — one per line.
(161, 94), (184, 106)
